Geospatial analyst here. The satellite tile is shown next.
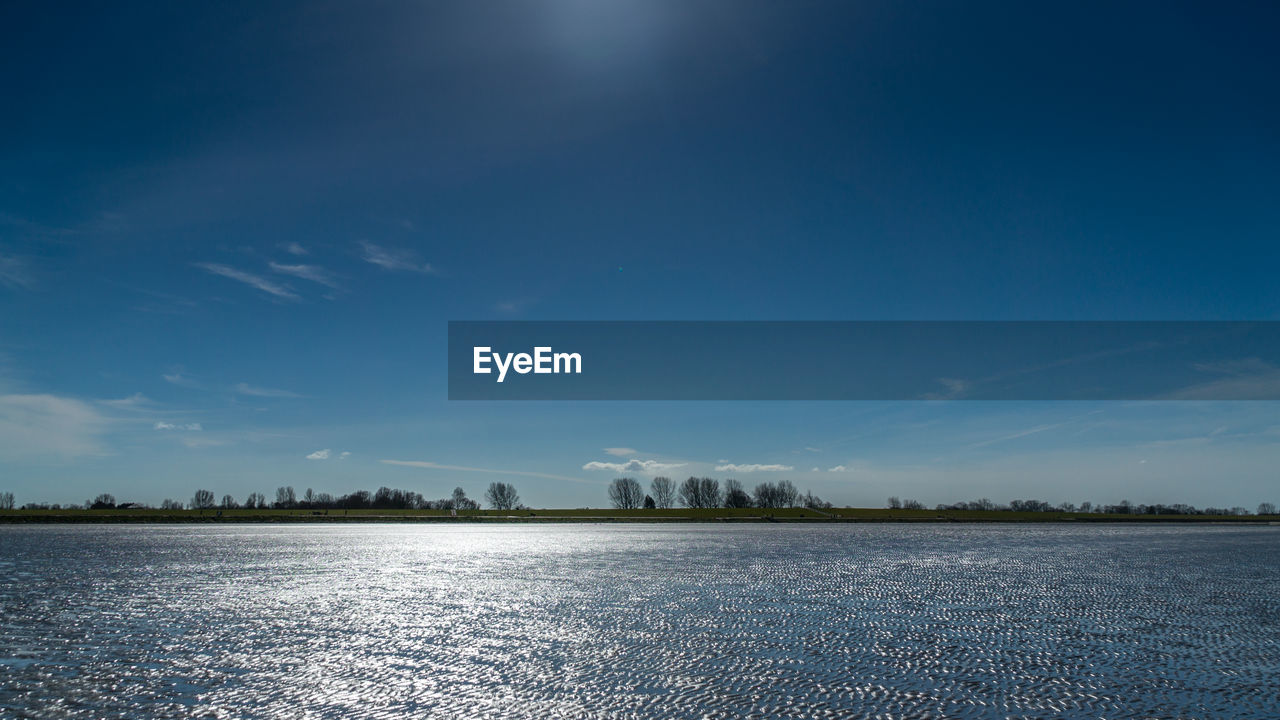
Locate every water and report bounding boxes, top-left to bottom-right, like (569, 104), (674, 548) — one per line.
(0, 524), (1276, 719)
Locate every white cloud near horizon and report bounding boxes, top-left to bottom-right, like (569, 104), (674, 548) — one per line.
(582, 459), (686, 474)
(714, 463), (794, 472)
(381, 459), (595, 484)
(360, 241), (434, 274)
(195, 263), (299, 300)
(268, 262), (340, 289)
(827, 465), (848, 472)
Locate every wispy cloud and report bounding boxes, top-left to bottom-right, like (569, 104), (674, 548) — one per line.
(827, 465), (848, 472)
(603, 447), (637, 456)
(154, 421), (203, 431)
(0, 393), (109, 458)
(583, 459), (687, 473)
(306, 448), (331, 460)
(269, 262), (340, 289)
(1162, 358), (1280, 400)
(163, 373), (202, 389)
(100, 393), (152, 409)
(283, 242), (308, 256)
(967, 410), (1104, 449)
(714, 463), (794, 472)
(195, 263), (299, 300)
(0, 254), (35, 290)
(234, 382), (303, 398)
(381, 459), (594, 484)
(360, 241), (434, 274)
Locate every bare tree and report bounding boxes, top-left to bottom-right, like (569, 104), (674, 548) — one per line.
(246, 492), (266, 509)
(608, 478), (645, 509)
(650, 476), (676, 509)
(451, 487), (479, 510)
(1260, 502), (1277, 516)
(0, 491), (13, 510)
(723, 479), (752, 508)
(160, 498), (184, 510)
(887, 496), (902, 509)
(220, 494), (239, 509)
(485, 482), (520, 510)
(191, 489), (215, 510)
(275, 486), (296, 509)
(91, 493), (116, 509)
(678, 477), (722, 508)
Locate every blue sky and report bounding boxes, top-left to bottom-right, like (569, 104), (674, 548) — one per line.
(2, 1), (1278, 508)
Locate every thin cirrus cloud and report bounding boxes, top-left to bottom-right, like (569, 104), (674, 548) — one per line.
(714, 463), (795, 472)
(234, 382), (302, 398)
(0, 393), (108, 459)
(283, 242), (308, 256)
(380, 459), (594, 485)
(582, 459), (686, 473)
(268, 262), (340, 289)
(0, 254), (35, 290)
(162, 373), (202, 389)
(359, 241), (434, 274)
(195, 263), (299, 300)
(307, 449), (352, 460)
(153, 421), (203, 431)
(603, 447), (638, 456)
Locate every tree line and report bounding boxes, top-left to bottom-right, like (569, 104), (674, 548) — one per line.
(3, 486), (1276, 517)
(3, 482), (524, 512)
(607, 477), (832, 510)
(890, 496), (1278, 516)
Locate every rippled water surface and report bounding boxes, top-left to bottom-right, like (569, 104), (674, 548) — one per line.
(1, 524), (1277, 719)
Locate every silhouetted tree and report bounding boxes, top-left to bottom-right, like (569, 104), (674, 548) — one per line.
(245, 492), (266, 509)
(643, 495), (656, 509)
(753, 481), (798, 508)
(802, 491), (832, 510)
(650, 476), (676, 509)
(220, 494), (239, 509)
(1259, 502), (1277, 516)
(678, 477), (721, 508)
(91, 493), (116, 509)
(303, 488), (316, 507)
(485, 482), (521, 510)
(0, 491), (13, 510)
(608, 478), (645, 509)
(191, 489), (215, 510)
(723, 479), (752, 508)
(887, 496), (902, 509)
(275, 486), (297, 509)
(160, 498), (184, 510)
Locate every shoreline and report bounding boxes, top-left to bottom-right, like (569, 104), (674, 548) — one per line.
(2, 509), (1277, 525)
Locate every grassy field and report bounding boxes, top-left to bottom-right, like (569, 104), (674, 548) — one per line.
(1, 507), (1276, 524)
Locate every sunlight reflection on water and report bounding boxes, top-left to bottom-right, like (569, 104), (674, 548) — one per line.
(1, 524), (1277, 719)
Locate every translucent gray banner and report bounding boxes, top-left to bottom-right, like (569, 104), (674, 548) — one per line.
(448, 321), (1280, 400)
